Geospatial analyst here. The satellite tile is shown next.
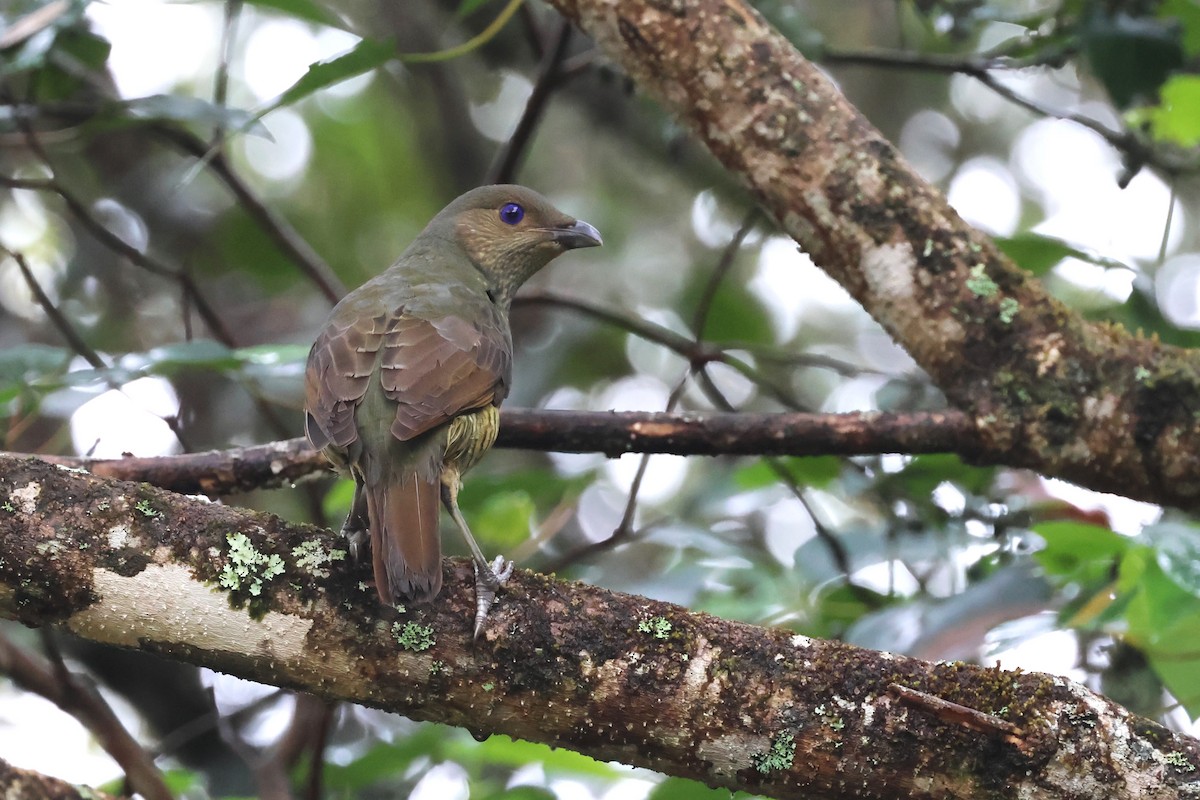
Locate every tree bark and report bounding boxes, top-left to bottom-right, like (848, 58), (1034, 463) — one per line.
(0, 758), (119, 800)
(1, 454), (1197, 799)
(541, 0), (1200, 512)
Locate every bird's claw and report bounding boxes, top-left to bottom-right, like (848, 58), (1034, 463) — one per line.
(473, 555), (514, 639)
(342, 527), (368, 561)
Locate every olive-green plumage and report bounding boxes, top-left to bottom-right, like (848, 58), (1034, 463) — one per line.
(304, 185), (601, 631)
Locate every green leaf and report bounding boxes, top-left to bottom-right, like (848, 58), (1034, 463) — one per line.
(1119, 555), (1200, 716)
(131, 339), (240, 373)
(321, 478), (356, 522)
(1032, 520), (1129, 578)
(1080, 9), (1184, 108)
(647, 776), (733, 800)
(996, 232), (1131, 277)
(458, 469), (592, 510)
(0, 343), (71, 402)
(881, 453), (994, 497)
(690, 280), (774, 346)
(1143, 522), (1200, 597)
(240, 0), (349, 29)
(1121, 549), (1197, 632)
(262, 37), (394, 116)
(456, 0), (496, 17)
(119, 94), (270, 138)
(491, 788), (556, 800)
(234, 343), (310, 365)
(473, 491), (535, 549)
(1160, 0), (1200, 55)
(323, 728), (449, 790)
(449, 734), (622, 778)
(1132, 74), (1200, 147)
(734, 456), (841, 490)
(1145, 618), (1200, 718)
(0, 0), (90, 72)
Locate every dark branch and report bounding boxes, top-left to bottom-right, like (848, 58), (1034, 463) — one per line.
(0, 632), (173, 800)
(7, 408), (980, 495)
(1, 452), (1196, 800)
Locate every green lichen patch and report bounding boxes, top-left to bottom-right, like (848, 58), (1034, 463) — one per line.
(752, 731), (795, 774)
(291, 539), (346, 578)
(638, 616), (673, 640)
(998, 297), (1020, 324)
(219, 532), (284, 596)
(134, 499), (160, 518)
(393, 621), (435, 652)
(966, 263), (999, 298)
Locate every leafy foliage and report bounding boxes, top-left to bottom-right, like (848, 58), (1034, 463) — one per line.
(1, 0), (1199, 794)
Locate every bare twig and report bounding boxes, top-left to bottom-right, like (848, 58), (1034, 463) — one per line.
(0, 174), (238, 344)
(153, 126), (345, 303)
(545, 368), (693, 572)
(4, 246), (104, 370)
(215, 0), (243, 117)
(514, 290), (803, 407)
(692, 209), (760, 338)
(889, 682), (1026, 748)
(0, 631), (173, 800)
(487, 19), (574, 183)
(3, 245), (194, 450)
(820, 45), (1179, 183)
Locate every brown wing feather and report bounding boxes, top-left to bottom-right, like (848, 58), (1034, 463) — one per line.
(304, 311), (387, 452)
(379, 313), (510, 441)
(305, 304), (511, 451)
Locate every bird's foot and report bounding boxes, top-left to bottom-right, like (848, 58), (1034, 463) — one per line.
(342, 526), (368, 561)
(472, 555), (514, 639)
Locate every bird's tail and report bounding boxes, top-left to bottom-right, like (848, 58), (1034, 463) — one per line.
(364, 470), (442, 605)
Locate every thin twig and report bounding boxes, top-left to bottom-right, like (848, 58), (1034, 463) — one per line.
(695, 367), (875, 607)
(0, 631), (173, 800)
(215, 0), (242, 117)
(0, 174), (238, 344)
(514, 290), (803, 407)
(487, 19), (573, 183)
(691, 209), (760, 338)
(3, 244), (194, 450)
(154, 126), (344, 303)
(4, 245), (104, 369)
(821, 44), (1182, 182)
(545, 369), (693, 572)
(888, 682), (1026, 747)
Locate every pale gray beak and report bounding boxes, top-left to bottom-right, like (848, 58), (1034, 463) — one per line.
(552, 219), (603, 249)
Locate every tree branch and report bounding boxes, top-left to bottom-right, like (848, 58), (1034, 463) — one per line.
(542, 0), (1200, 513)
(0, 758), (119, 800)
(5, 408), (978, 494)
(1, 453), (1196, 800)
(0, 632), (172, 800)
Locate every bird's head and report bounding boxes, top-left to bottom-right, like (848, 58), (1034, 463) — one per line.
(435, 184), (602, 306)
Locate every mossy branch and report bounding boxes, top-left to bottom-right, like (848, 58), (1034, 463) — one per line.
(1, 454), (1197, 800)
(543, 0), (1200, 511)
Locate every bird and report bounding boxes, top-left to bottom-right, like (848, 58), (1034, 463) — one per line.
(304, 185), (602, 636)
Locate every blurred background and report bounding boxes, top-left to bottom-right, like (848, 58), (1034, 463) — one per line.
(2, 0), (1200, 796)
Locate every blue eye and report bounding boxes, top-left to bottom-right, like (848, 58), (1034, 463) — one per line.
(499, 202), (524, 225)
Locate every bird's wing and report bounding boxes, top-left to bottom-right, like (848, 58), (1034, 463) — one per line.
(305, 305), (511, 451)
(305, 308), (385, 452)
(380, 311), (511, 441)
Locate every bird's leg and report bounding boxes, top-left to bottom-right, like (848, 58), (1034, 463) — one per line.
(341, 478), (370, 561)
(441, 474), (513, 638)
